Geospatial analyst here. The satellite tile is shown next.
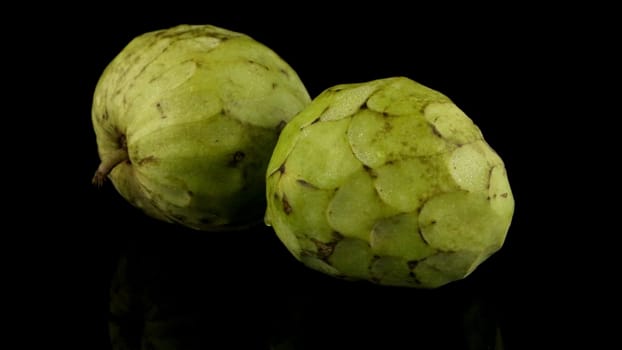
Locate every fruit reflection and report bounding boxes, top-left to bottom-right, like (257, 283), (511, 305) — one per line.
(108, 228), (503, 349)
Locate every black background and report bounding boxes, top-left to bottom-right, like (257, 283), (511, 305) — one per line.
(15, 3), (611, 349)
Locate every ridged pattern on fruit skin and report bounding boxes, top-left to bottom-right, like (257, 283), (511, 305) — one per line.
(92, 25), (311, 231)
(265, 77), (514, 288)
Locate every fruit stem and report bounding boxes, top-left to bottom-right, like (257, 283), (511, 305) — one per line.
(92, 149), (129, 187)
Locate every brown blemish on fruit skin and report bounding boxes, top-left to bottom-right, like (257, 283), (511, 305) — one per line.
(383, 120), (392, 132)
(311, 238), (339, 260)
(228, 151), (245, 167)
(485, 167), (495, 192)
(408, 270), (422, 284)
(363, 165), (377, 178)
(312, 240), (331, 259)
(247, 59), (270, 70)
(112, 130), (127, 152)
(137, 156), (158, 166)
(300, 114), (322, 130)
(156, 102), (166, 119)
(296, 179), (317, 189)
(429, 122), (443, 138)
(282, 194), (292, 214)
(278, 163), (286, 174)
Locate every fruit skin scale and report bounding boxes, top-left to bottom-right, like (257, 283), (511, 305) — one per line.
(265, 77), (514, 288)
(92, 25), (310, 231)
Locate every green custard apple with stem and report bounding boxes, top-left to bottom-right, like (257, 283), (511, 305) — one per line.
(265, 77), (514, 288)
(92, 24), (311, 231)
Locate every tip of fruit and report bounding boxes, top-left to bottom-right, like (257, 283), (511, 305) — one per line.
(264, 211), (274, 227)
(91, 170), (107, 188)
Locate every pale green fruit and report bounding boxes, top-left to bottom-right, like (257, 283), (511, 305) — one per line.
(265, 77), (514, 288)
(92, 24), (311, 231)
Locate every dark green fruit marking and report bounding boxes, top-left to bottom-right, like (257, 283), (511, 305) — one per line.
(200, 217), (214, 224)
(418, 227), (430, 245)
(383, 120), (392, 132)
(276, 120), (287, 133)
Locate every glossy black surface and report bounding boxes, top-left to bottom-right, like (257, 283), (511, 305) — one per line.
(107, 223), (505, 350)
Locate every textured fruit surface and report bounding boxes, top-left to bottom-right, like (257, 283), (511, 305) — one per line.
(92, 24), (310, 231)
(265, 77), (514, 288)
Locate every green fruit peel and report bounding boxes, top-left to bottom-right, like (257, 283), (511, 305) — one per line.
(92, 25), (310, 231)
(265, 77), (514, 288)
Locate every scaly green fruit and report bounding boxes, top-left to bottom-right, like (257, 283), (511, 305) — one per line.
(92, 24), (310, 231)
(265, 77), (514, 288)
